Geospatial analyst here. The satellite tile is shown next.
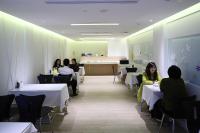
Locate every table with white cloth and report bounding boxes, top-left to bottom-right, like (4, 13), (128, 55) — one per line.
(9, 84), (69, 112)
(142, 85), (163, 110)
(118, 64), (132, 76)
(0, 122), (37, 133)
(117, 64), (132, 83)
(79, 66), (85, 76)
(125, 72), (140, 89)
(78, 67), (85, 83)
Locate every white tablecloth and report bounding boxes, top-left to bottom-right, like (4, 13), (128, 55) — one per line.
(118, 64), (132, 76)
(142, 85), (163, 110)
(0, 122), (37, 133)
(125, 72), (140, 89)
(9, 84), (69, 111)
(79, 67), (85, 76)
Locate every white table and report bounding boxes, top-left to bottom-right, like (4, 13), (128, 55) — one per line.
(142, 85), (163, 110)
(79, 66), (85, 76)
(9, 84), (69, 111)
(118, 64), (132, 76)
(0, 122), (37, 133)
(125, 72), (140, 89)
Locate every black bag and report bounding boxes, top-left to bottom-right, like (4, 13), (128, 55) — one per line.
(151, 99), (163, 120)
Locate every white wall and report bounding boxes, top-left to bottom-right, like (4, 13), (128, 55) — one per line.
(152, 25), (166, 76)
(107, 38), (128, 58)
(166, 11), (200, 39)
(127, 11), (200, 76)
(126, 10), (200, 96)
(0, 12), (71, 95)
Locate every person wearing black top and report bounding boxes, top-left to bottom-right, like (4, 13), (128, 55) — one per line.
(70, 58), (79, 72)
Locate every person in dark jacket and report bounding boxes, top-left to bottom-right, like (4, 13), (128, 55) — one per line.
(160, 65), (199, 133)
(70, 58), (79, 72)
(160, 65), (187, 111)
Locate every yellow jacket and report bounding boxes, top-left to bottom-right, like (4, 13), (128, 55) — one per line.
(137, 72), (162, 103)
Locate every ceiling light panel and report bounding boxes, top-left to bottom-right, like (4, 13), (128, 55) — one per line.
(46, 0), (139, 4)
(81, 33), (112, 36)
(70, 23), (119, 26)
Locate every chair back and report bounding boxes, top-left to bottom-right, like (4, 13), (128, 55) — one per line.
(37, 74), (53, 84)
(54, 74), (72, 83)
(79, 64), (84, 67)
(182, 100), (200, 120)
(196, 101), (200, 119)
(120, 60), (129, 64)
(126, 67), (137, 73)
(15, 94), (45, 124)
(0, 94), (15, 121)
(136, 74), (143, 87)
(164, 95), (196, 119)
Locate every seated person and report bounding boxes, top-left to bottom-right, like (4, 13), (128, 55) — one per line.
(52, 59), (62, 75)
(160, 65), (199, 133)
(59, 59), (78, 96)
(160, 65), (188, 112)
(137, 62), (161, 103)
(69, 58), (79, 72)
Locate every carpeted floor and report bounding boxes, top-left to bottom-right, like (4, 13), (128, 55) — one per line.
(44, 76), (187, 133)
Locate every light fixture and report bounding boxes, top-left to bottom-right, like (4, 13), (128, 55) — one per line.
(149, 19), (153, 22)
(46, 0), (139, 4)
(81, 33), (112, 36)
(70, 23), (119, 26)
(79, 37), (114, 40)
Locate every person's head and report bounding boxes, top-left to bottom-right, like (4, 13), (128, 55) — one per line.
(145, 62), (158, 80)
(63, 59), (70, 66)
(53, 59), (61, 68)
(71, 58), (77, 65)
(168, 65), (181, 79)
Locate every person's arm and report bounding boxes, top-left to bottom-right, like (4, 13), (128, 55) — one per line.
(156, 72), (162, 84)
(71, 69), (76, 80)
(160, 79), (166, 92)
(142, 73), (154, 85)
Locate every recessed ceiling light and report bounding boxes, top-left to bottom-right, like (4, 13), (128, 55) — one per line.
(70, 23), (119, 26)
(149, 19), (153, 22)
(123, 32), (128, 34)
(99, 9), (108, 13)
(82, 9), (88, 12)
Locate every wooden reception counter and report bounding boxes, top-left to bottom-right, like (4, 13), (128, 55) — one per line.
(80, 56), (125, 76)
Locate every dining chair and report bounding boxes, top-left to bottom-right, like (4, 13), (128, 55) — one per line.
(0, 94), (15, 121)
(15, 94), (55, 133)
(38, 74), (53, 84)
(158, 95), (196, 133)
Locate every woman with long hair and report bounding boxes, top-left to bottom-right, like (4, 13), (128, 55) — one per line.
(137, 62), (162, 103)
(52, 59), (62, 75)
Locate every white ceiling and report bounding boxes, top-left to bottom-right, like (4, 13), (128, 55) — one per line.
(0, 0), (199, 40)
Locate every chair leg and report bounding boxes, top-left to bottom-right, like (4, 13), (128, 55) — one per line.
(39, 118), (42, 133)
(158, 114), (165, 133)
(49, 114), (54, 133)
(113, 75), (116, 84)
(172, 119), (175, 133)
(140, 100), (144, 112)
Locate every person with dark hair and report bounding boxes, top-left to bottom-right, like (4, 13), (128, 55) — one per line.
(70, 58), (79, 72)
(52, 59), (62, 75)
(137, 62), (161, 102)
(59, 58), (78, 96)
(160, 65), (187, 112)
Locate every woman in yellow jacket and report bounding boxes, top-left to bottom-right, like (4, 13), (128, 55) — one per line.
(137, 62), (162, 103)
